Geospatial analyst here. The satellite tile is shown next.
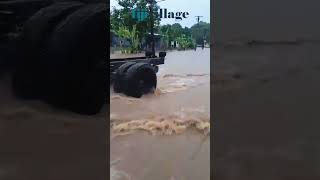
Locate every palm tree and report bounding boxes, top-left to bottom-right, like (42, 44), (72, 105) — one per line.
(114, 25), (140, 53)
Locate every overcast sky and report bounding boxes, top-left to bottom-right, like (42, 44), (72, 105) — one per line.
(110, 0), (210, 28)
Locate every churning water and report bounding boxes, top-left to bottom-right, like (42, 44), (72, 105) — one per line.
(110, 48), (210, 180)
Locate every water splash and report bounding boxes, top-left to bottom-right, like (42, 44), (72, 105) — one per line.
(110, 112), (210, 138)
(110, 73), (209, 100)
(157, 73), (209, 94)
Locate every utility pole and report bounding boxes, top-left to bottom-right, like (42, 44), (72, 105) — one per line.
(195, 16), (204, 49)
(148, 0), (155, 57)
(195, 16), (203, 25)
(147, 0), (165, 56)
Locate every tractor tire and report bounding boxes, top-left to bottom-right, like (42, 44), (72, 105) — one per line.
(12, 1), (84, 99)
(20, 1), (84, 58)
(113, 62), (136, 93)
(45, 3), (107, 114)
(123, 63), (157, 98)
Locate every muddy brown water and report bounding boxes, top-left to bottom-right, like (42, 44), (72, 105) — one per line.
(0, 74), (107, 180)
(110, 48), (210, 180)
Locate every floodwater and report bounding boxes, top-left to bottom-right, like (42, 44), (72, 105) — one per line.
(110, 48), (210, 180)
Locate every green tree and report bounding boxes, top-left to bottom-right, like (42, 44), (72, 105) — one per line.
(114, 25), (140, 53)
(159, 23), (196, 49)
(111, 0), (161, 46)
(190, 21), (210, 45)
(176, 34), (196, 50)
(159, 24), (173, 48)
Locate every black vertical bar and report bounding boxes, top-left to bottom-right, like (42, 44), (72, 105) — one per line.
(149, 0), (155, 57)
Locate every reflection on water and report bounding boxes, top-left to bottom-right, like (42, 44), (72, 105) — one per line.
(110, 48), (210, 180)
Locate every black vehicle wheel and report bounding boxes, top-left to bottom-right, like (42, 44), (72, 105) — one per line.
(113, 62), (136, 93)
(123, 63), (157, 98)
(12, 2), (84, 99)
(45, 3), (107, 114)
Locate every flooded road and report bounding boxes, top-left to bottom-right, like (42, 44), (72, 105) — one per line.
(110, 48), (210, 180)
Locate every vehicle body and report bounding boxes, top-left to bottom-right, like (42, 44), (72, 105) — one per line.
(109, 0), (166, 98)
(109, 52), (166, 98)
(1, 0), (107, 115)
(110, 54), (165, 81)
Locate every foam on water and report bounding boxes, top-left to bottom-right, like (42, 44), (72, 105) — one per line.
(110, 73), (210, 137)
(110, 73), (210, 101)
(158, 73), (209, 93)
(110, 110), (210, 138)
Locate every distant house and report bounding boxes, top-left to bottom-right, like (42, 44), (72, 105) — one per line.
(110, 32), (130, 48)
(170, 40), (179, 49)
(110, 32), (166, 51)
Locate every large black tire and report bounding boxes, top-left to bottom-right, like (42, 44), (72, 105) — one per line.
(123, 63), (157, 98)
(12, 1), (85, 99)
(21, 1), (84, 56)
(45, 3), (107, 114)
(113, 62), (136, 93)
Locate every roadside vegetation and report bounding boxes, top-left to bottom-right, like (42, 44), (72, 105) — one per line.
(110, 0), (210, 53)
